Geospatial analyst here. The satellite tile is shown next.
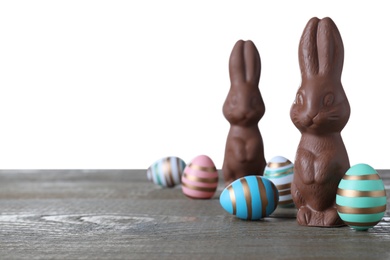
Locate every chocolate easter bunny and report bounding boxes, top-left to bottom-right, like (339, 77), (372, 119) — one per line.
(290, 17), (350, 227)
(222, 40), (266, 186)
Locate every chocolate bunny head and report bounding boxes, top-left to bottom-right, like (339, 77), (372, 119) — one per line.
(290, 17), (350, 135)
(223, 40), (265, 127)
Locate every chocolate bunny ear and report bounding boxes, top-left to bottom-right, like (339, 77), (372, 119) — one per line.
(299, 17), (344, 79)
(229, 40), (261, 86)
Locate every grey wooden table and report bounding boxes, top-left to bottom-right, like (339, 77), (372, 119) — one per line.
(0, 170), (389, 260)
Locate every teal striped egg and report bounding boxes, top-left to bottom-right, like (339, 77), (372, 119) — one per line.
(220, 175), (279, 220)
(336, 163), (387, 231)
(264, 156), (295, 208)
(146, 156), (186, 188)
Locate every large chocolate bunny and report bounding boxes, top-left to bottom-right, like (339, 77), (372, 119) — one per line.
(290, 17), (350, 227)
(222, 40), (266, 186)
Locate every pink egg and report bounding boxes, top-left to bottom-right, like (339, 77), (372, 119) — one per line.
(181, 155), (219, 199)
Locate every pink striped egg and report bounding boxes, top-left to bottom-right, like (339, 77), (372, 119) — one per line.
(181, 155), (219, 199)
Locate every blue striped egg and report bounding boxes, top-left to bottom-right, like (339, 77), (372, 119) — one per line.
(264, 156), (295, 208)
(146, 156), (186, 188)
(336, 163), (387, 231)
(219, 175), (279, 220)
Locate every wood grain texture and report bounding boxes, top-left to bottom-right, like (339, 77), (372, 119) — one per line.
(0, 170), (389, 259)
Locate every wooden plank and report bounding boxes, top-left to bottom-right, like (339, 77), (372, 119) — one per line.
(0, 170), (389, 259)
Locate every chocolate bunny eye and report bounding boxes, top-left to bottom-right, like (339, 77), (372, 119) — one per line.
(294, 93), (303, 105)
(323, 93), (334, 107)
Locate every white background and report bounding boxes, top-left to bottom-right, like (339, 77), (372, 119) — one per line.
(0, 1), (389, 169)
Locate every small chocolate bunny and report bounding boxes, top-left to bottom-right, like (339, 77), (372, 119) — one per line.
(290, 17), (350, 227)
(222, 40), (266, 186)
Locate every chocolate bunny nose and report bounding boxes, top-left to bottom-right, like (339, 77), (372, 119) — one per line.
(301, 115), (314, 127)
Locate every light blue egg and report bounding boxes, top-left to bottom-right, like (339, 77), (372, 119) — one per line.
(220, 175), (279, 220)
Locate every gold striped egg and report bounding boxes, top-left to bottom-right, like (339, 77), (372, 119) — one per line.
(336, 163), (387, 231)
(181, 155), (219, 199)
(220, 175), (279, 220)
(146, 156), (186, 188)
(264, 156), (294, 207)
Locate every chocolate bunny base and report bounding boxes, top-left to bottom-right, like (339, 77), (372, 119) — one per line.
(291, 134), (349, 227)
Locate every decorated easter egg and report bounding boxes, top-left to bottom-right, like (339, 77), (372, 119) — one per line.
(264, 156), (294, 208)
(336, 163), (387, 231)
(181, 155), (218, 199)
(146, 156), (186, 188)
(220, 175), (279, 220)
